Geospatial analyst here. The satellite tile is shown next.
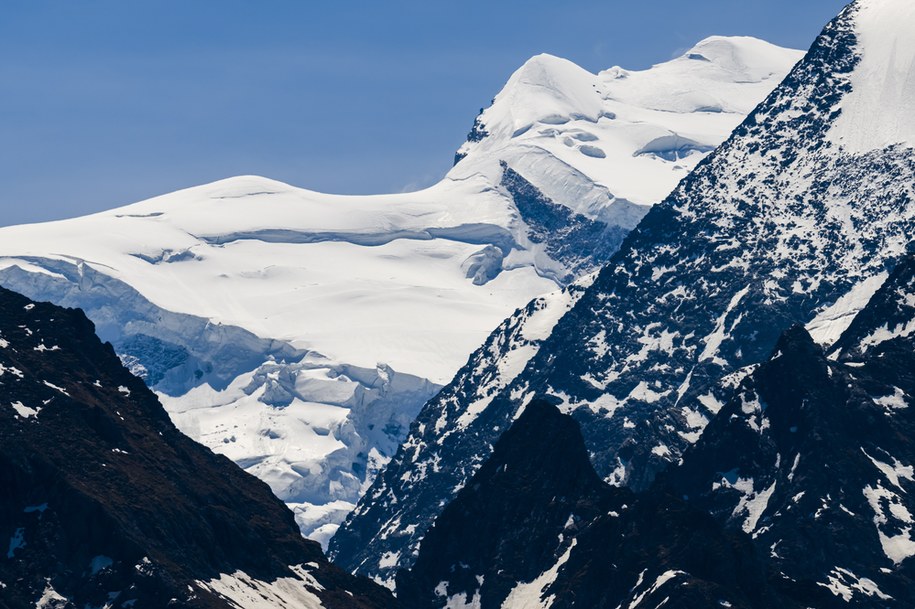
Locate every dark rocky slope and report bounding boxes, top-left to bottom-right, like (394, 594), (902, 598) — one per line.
(397, 401), (797, 609)
(669, 255), (915, 606)
(395, 399), (624, 609)
(501, 164), (631, 283)
(0, 286), (395, 609)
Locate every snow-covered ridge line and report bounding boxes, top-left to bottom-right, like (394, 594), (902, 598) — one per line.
(453, 36), (803, 211)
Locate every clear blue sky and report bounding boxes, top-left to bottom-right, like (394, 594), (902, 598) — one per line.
(1, 0), (849, 226)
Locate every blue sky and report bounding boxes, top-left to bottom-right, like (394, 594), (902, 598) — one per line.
(1, 0), (849, 226)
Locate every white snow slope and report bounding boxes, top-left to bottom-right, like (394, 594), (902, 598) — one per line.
(0, 37), (799, 546)
(455, 36), (801, 222)
(828, 0), (915, 153)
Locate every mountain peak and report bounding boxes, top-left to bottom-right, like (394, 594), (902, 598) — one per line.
(184, 175), (299, 201)
(482, 52), (604, 138)
(678, 35), (804, 81)
(772, 324), (822, 359)
(516, 52), (574, 70)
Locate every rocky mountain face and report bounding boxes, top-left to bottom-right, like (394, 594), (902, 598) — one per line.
(395, 399), (624, 609)
(393, 254), (915, 609)
(395, 400), (793, 609)
(331, 0), (915, 582)
(501, 165), (630, 283)
(0, 287), (395, 609)
(668, 254), (915, 606)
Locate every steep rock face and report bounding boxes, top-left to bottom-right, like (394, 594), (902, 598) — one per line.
(395, 399), (622, 609)
(539, 493), (794, 609)
(669, 256), (915, 606)
(501, 165), (629, 283)
(331, 0), (915, 580)
(0, 287), (394, 609)
(831, 251), (915, 362)
(397, 401), (793, 609)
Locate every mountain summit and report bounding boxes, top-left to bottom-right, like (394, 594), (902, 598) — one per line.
(452, 36), (801, 221)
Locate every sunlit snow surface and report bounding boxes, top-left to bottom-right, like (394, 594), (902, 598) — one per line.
(828, 0), (915, 153)
(454, 36), (802, 218)
(0, 37), (799, 545)
(196, 564), (325, 609)
(0, 176), (553, 384)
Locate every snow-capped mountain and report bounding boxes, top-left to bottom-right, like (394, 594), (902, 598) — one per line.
(331, 0), (915, 581)
(454, 36), (801, 224)
(0, 38), (797, 544)
(0, 286), (394, 609)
